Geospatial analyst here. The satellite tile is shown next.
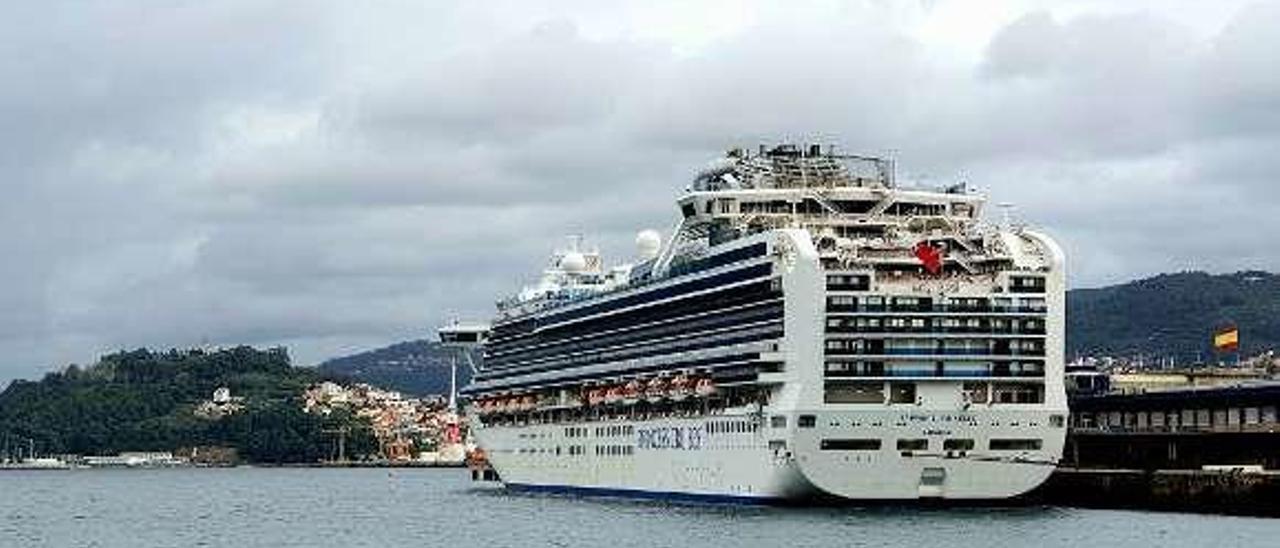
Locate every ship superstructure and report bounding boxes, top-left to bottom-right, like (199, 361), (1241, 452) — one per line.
(463, 144), (1067, 501)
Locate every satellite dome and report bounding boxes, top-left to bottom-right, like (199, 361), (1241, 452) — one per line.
(636, 230), (661, 260)
(560, 251), (588, 273)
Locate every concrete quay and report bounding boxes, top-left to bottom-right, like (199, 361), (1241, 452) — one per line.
(1032, 467), (1280, 517)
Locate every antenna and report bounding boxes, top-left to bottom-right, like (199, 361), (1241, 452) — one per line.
(448, 350), (459, 414)
(997, 202), (1015, 228)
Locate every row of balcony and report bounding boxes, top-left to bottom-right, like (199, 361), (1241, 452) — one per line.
(824, 326), (1047, 335)
(823, 348), (1046, 357)
(825, 370), (1045, 379)
(824, 304), (1047, 314)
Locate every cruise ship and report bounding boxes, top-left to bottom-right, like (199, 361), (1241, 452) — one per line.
(459, 144), (1067, 502)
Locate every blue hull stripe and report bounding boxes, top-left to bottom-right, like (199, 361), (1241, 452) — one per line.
(504, 482), (783, 505)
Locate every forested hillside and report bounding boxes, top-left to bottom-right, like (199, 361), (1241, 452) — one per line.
(317, 340), (475, 396)
(0, 347), (375, 462)
(1067, 271), (1280, 360)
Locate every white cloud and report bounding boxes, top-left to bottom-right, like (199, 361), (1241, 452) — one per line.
(1, 0), (1278, 383)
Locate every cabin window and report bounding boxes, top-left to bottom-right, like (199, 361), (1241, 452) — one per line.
(1010, 276), (1046, 294)
(770, 415), (788, 429)
(889, 382), (917, 404)
(798, 415), (817, 428)
(963, 382), (990, 404)
(989, 439), (1042, 451)
(992, 383), (1044, 404)
(821, 439), (882, 451)
(897, 439), (928, 452)
(943, 439), (975, 451)
(827, 295), (857, 308)
(825, 381), (885, 404)
(1019, 298), (1047, 311)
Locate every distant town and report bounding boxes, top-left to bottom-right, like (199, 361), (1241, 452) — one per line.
(0, 346), (468, 469)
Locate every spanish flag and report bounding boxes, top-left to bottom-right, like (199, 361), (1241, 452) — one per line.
(1214, 326), (1239, 352)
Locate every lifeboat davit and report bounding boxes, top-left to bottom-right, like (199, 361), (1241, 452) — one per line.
(694, 377), (717, 398)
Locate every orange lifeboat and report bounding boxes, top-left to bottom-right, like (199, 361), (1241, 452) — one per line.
(520, 395), (538, 411)
(586, 387), (605, 406)
(604, 385), (623, 405)
(694, 377), (717, 398)
(644, 377), (668, 402)
(668, 374), (692, 401)
(622, 380), (642, 405)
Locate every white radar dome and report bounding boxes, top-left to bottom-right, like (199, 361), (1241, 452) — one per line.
(559, 251), (588, 273)
(636, 230), (661, 260)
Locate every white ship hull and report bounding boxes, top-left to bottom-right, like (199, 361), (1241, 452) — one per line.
(473, 405), (1062, 501)
(463, 145), (1069, 503)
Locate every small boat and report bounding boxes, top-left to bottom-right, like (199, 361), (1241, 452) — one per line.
(0, 458), (71, 470)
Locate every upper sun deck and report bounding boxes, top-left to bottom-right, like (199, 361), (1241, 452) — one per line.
(676, 144), (986, 232)
(693, 144), (896, 191)
(494, 144), (1046, 322)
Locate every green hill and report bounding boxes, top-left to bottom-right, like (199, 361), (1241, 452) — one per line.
(317, 340), (476, 396)
(1067, 270), (1280, 360)
(0, 346), (375, 462)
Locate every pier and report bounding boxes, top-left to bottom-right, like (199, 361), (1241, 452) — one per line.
(1037, 468), (1280, 517)
(1033, 381), (1280, 516)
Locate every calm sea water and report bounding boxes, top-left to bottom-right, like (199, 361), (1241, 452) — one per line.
(2, 468), (1277, 548)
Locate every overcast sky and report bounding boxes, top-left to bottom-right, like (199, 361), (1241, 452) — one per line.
(2, 0), (1278, 384)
